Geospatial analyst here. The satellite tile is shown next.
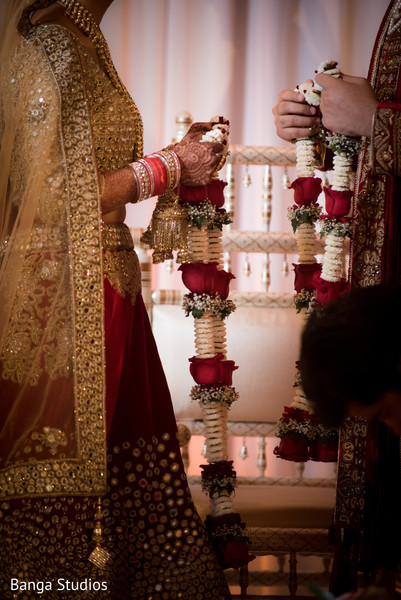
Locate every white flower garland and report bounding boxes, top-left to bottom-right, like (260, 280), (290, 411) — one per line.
(287, 78), (324, 414)
(315, 65), (360, 284)
(183, 118), (239, 518)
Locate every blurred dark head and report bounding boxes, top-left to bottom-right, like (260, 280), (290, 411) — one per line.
(300, 285), (401, 431)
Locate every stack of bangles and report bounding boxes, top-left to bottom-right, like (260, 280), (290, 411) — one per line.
(126, 149), (181, 202)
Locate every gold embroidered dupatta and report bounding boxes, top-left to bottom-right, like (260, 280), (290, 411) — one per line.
(0, 1), (107, 499)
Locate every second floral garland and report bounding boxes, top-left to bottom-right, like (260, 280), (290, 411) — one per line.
(274, 60), (360, 463)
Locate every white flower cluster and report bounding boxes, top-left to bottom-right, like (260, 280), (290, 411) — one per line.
(210, 210), (232, 230)
(313, 422), (338, 440)
(320, 218), (354, 239)
(190, 384), (239, 407)
(187, 200), (217, 228)
(314, 59), (341, 92)
(182, 293), (236, 320)
(186, 199), (232, 231)
(275, 417), (314, 440)
(287, 204), (322, 232)
(293, 289), (315, 313)
(201, 128), (224, 144)
(207, 523), (248, 542)
(325, 132), (361, 158)
(201, 476), (238, 496)
(295, 80), (321, 106)
(201, 117), (230, 161)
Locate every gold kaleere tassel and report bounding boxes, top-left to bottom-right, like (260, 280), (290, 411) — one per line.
(141, 188), (190, 264)
(88, 497), (112, 570)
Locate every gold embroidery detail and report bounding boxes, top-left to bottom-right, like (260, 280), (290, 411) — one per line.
(80, 49), (137, 172)
(0, 435), (230, 599)
(102, 223), (141, 305)
(0, 251), (71, 385)
(32, 427), (68, 456)
(102, 222), (134, 250)
(0, 25), (108, 499)
(351, 3), (401, 288)
(373, 107), (394, 173)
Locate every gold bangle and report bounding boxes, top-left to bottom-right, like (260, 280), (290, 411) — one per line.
(126, 164), (140, 203)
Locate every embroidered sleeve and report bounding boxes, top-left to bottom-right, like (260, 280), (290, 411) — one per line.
(371, 102), (401, 177)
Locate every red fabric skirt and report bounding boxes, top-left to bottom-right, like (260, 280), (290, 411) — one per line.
(0, 276), (230, 599)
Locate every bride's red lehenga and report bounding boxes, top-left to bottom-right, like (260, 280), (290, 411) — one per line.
(0, 7), (230, 599)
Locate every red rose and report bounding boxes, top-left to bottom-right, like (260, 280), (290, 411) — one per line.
(292, 263), (322, 292)
(215, 538), (255, 570)
(281, 405), (311, 423)
(179, 262), (235, 299)
(309, 436), (338, 462)
(274, 434), (310, 462)
(179, 184), (208, 203)
(289, 177), (322, 206)
(312, 273), (350, 305)
(189, 354), (238, 385)
(204, 512), (255, 570)
(324, 186), (352, 217)
(207, 179), (227, 208)
(179, 179), (227, 207)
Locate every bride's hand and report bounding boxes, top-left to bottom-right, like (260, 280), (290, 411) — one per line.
(173, 122), (224, 186)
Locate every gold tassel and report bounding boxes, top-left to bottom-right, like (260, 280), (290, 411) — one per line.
(141, 188), (190, 264)
(88, 497), (112, 570)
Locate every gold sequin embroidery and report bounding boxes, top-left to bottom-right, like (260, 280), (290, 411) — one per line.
(102, 223), (141, 305)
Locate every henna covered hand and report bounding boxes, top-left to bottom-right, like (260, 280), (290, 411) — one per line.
(174, 122), (224, 186)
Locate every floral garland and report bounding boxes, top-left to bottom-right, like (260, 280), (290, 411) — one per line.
(310, 60), (358, 295)
(178, 117), (254, 569)
(274, 60), (356, 463)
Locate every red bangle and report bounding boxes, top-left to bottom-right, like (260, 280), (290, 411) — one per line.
(142, 155), (168, 196)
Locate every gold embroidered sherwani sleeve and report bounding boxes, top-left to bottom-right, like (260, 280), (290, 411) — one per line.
(371, 103), (401, 177)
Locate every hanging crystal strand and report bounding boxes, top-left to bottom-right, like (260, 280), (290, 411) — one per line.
(257, 436), (267, 477)
(188, 223), (209, 262)
(282, 253), (289, 277)
(242, 165), (252, 188)
(262, 164), (272, 292)
(212, 316), (227, 357)
(243, 253), (251, 276)
(165, 258), (174, 274)
(282, 166), (291, 189)
(207, 227), (224, 267)
(194, 314), (216, 358)
(240, 437), (248, 460)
